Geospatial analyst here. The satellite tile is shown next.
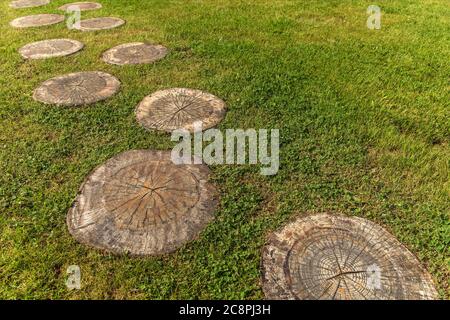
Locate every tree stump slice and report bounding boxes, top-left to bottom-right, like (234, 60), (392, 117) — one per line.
(9, 0), (50, 8)
(19, 39), (84, 60)
(261, 214), (438, 300)
(78, 17), (125, 31)
(10, 14), (65, 28)
(33, 71), (120, 106)
(102, 42), (168, 65)
(136, 88), (226, 133)
(59, 2), (102, 11)
(67, 150), (218, 256)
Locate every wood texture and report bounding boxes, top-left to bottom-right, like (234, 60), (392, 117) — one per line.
(10, 14), (65, 28)
(9, 0), (50, 9)
(59, 2), (102, 11)
(78, 17), (125, 31)
(33, 71), (120, 106)
(19, 39), (84, 60)
(261, 214), (438, 300)
(136, 88), (226, 133)
(67, 150), (218, 256)
(102, 42), (168, 65)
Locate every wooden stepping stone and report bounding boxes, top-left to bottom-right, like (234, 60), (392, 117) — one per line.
(33, 71), (120, 106)
(59, 2), (102, 11)
(78, 17), (125, 31)
(102, 42), (168, 65)
(67, 150), (218, 256)
(261, 214), (438, 300)
(136, 88), (226, 133)
(9, 0), (50, 9)
(19, 39), (84, 60)
(10, 14), (65, 28)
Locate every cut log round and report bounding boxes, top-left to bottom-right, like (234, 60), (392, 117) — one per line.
(59, 2), (102, 11)
(102, 42), (168, 65)
(136, 88), (226, 133)
(33, 71), (120, 106)
(67, 150), (218, 256)
(9, 0), (50, 8)
(261, 214), (438, 300)
(78, 17), (125, 31)
(10, 14), (65, 28)
(19, 39), (84, 60)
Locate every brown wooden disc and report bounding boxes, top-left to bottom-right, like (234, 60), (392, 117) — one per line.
(102, 42), (168, 65)
(136, 88), (226, 133)
(261, 214), (438, 300)
(9, 0), (50, 8)
(67, 150), (218, 256)
(78, 17), (125, 31)
(10, 14), (65, 28)
(33, 71), (120, 106)
(19, 39), (84, 60)
(59, 2), (102, 11)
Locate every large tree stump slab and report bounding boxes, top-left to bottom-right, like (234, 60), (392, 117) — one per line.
(136, 88), (226, 133)
(19, 39), (84, 60)
(10, 14), (65, 28)
(78, 17), (125, 31)
(59, 2), (102, 11)
(67, 150), (218, 256)
(102, 42), (168, 65)
(261, 214), (438, 300)
(33, 71), (120, 106)
(9, 0), (49, 8)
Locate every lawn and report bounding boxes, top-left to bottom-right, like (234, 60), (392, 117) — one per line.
(0, 0), (448, 299)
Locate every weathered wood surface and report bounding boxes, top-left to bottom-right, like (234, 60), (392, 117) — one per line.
(102, 42), (168, 65)
(33, 71), (120, 106)
(136, 88), (226, 133)
(10, 14), (65, 28)
(19, 39), (84, 60)
(9, 0), (50, 9)
(59, 2), (102, 11)
(261, 214), (438, 300)
(67, 150), (218, 256)
(78, 17), (125, 31)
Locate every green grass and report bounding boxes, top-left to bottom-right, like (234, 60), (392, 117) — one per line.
(0, 0), (448, 299)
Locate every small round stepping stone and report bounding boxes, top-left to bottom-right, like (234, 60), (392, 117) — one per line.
(261, 214), (438, 300)
(19, 39), (84, 60)
(102, 42), (168, 65)
(9, 0), (50, 9)
(136, 88), (226, 133)
(78, 17), (125, 31)
(67, 150), (218, 256)
(33, 71), (120, 106)
(59, 2), (102, 11)
(10, 14), (65, 28)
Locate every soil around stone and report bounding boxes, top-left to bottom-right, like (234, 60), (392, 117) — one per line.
(261, 213), (438, 300)
(136, 88), (226, 133)
(78, 17), (125, 31)
(33, 71), (120, 106)
(67, 149), (218, 256)
(10, 14), (65, 28)
(19, 39), (84, 59)
(102, 42), (168, 65)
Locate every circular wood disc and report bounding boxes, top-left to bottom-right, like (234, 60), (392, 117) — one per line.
(67, 150), (218, 256)
(78, 17), (125, 31)
(102, 42), (168, 65)
(10, 14), (65, 28)
(59, 2), (102, 11)
(9, 0), (50, 8)
(136, 88), (226, 132)
(19, 39), (84, 60)
(261, 214), (438, 300)
(33, 71), (120, 106)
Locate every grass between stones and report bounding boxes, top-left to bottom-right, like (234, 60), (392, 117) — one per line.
(0, 0), (448, 299)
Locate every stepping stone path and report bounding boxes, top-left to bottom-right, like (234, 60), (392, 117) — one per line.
(102, 42), (168, 65)
(33, 71), (120, 106)
(78, 17), (125, 31)
(58, 2), (102, 11)
(9, 0), (49, 9)
(19, 39), (84, 60)
(261, 214), (438, 300)
(136, 88), (226, 133)
(10, 14), (65, 28)
(67, 150), (218, 256)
